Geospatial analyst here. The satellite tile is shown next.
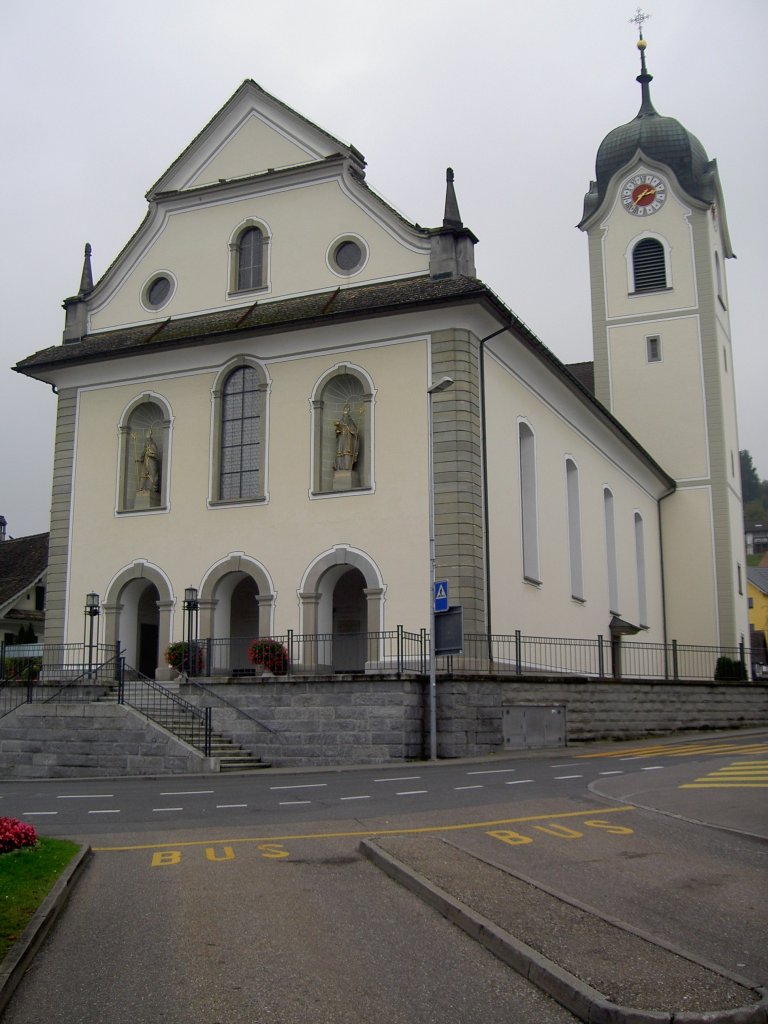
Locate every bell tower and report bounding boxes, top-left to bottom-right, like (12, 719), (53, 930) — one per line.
(578, 15), (748, 651)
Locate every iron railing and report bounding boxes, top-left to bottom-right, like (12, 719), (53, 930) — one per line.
(118, 662), (213, 756)
(0, 641), (120, 685)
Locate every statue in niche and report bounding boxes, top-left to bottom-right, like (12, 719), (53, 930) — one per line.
(135, 428), (160, 495)
(333, 404), (360, 472)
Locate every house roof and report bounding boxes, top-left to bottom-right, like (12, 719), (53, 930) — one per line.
(747, 567), (768, 596)
(0, 533), (49, 616)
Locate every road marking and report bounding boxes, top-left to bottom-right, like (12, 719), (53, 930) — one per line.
(505, 779), (534, 785)
(466, 768), (516, 776)
(22, 811), (58, 816)
(152, 807), (183, 812)
(57, 794), (115, 800)
(159, 790), (214, 796)
(580, 741), (768, 759)
(340, 795), (371, 801)
(640, 766), (664, 771)
(550, 763), (580, 768)
(93, 806), (636, 852)
(217, 804), (247, 809)
(270, 784), (327, 791)
(374, 776), (421, 783)
(554, 775), (582, 780)
(599, 771), (624, 775)
(680, 759), (768, 789)
(396, 790), (428, 796)
(88, 809), (121, 815)
(279, 800), (311, 806)
(454, 785), (484, 790)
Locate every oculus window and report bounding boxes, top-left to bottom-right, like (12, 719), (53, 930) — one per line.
(142, 273), (175, 311)
(327, 235), (368, 277)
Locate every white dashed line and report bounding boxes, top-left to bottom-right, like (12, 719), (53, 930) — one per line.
(554, 775), (583, 780)
(152, 807), (183, 812)
(270, 784), (327, 791)
(375, 776), (421, 783)
(340, 795), (371, 801)
(159, 790), (214, 796)
(466, 769), (516, 776)
(57, 794), (114, 800)
(641, 766), (664, 771)
(550, 763), (580, 768)
(88, 809), (121, 815)
(396, 790), (428, 796)
(599, 771), (624, 775)
(279, 800), (311, 806)
(454, 785), (484, 790)
(505, 779), (534, 785)
(217, 804), (247, 809)
(22, 811), (58, 816)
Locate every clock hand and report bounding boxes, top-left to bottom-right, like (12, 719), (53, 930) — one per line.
(632, 187), (654, 207)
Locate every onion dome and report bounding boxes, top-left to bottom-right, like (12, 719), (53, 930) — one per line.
(582, 34), (717, 222)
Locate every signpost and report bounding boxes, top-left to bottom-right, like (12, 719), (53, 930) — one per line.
(434, 580), (449, 613)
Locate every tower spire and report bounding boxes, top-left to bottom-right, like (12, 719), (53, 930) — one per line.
(442, 167), (463, 230)
(78, 243), (94, 296)
(629, 7), (656, 116)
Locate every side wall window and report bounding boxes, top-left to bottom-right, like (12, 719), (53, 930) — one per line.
(118, 398), (171, 512)
(632, 237), (667, 292)
(211, 359), (269, 504)
(604, 488), (619, 613)
(519, 422), (540, 583)
(229, 221), (270, 294)
(634, 512), (648, 626)
(565, 459), (583, 600)
(311, 368), (373, 494)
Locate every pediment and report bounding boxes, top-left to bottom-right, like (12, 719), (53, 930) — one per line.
(149, 80), (363, 197)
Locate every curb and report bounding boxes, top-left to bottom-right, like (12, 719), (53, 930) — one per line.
(0, 843), (92, 1016)
(359, 839), (768, 1024)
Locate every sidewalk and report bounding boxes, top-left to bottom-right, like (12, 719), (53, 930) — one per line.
(362, 834), (768, 1024)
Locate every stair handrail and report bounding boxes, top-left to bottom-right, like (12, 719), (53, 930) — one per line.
(183, 676), (283, 741)
(118, 661), (213, 757)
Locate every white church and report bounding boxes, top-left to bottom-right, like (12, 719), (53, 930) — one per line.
(15, 33), (748, 679)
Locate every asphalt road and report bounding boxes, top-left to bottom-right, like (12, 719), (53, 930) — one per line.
(1, 730), (766, 1023)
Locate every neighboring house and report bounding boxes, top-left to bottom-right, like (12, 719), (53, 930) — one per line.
(0, 530), (48, 645)
(747, 567), (768, 677)
(745, 523), (768, 557)
(13, 33), (749, 679)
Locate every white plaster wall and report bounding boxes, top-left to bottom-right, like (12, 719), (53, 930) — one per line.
(190, 113), (314, 186)
(89, 179), (429, 332)
(64, 334), (432, 643)
(659, 486), (718, 645)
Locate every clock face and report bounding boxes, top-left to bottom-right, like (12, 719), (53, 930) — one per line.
(621, 173), (667, 216)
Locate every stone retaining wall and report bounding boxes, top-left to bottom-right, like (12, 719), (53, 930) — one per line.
(0, 703), (214, 778)
(1, 677), (766, 776)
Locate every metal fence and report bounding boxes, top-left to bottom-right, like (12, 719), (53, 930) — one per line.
(0, 632), (755, 688)
(118, 663), (212, 756)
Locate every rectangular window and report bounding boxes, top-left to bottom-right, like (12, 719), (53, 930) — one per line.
(646, 335), (661, 362)
(566, 460), (583, 600)
(519, 423), (540, 583)
(737, 564), (743, 595)
(604, 489), (619, 614)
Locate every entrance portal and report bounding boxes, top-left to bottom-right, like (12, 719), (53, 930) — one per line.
(332, 568), (367, 672)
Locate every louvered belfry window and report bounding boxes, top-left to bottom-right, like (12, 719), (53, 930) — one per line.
(632, 238), (667, 292)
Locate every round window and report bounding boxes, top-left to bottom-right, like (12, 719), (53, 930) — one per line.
(331, 238), (366, 275)
(144, 275), (174, 310)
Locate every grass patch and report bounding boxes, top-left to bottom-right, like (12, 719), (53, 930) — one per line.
(0, 837), (80, 961)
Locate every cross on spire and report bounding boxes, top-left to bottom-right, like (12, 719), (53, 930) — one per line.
(629, 7), (651, 40)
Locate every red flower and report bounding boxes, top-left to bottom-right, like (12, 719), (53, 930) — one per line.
(0, 817), (37, 854)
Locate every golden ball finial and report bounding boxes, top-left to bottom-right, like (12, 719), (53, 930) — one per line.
(637, 38), (647, 50)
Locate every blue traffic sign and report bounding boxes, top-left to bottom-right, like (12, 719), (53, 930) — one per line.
(434, 580), (449, 613)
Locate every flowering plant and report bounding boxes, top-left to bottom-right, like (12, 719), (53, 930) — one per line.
(0, 817), (37, 854)
(247, 638), (289, 675)
(164, 642), (204, 673)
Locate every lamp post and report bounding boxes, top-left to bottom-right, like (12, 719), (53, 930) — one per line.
(84, 592), (100, 679)
(183, 587), (199, 676)
(427, 376), (454, 760)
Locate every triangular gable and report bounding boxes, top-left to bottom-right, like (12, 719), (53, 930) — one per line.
(149, 80), (365, 197)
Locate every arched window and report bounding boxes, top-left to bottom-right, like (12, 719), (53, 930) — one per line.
(117, 398), (171, 512)
(604, 488), (619, 614)
(634, 512), (648, 626)
(518, 422), (540, 583)
(565, 459), (583, 600)
(311, 368), (374, 495)
(229, 221), (270, 294)
(632, 237), (667, 292)
(210, 360), (268, 504)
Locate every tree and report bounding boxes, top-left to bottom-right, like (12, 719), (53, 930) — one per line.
(740, 449), (761, 503)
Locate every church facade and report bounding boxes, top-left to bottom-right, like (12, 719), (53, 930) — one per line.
(15, 38), (748, 678)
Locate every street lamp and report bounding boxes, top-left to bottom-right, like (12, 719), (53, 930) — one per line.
(427, 376), (454, 760)
(84, 592), (100, 679)
(183, 587), (199, 676)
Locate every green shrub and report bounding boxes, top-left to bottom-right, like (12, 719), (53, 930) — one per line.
(714, 656), (746, 681)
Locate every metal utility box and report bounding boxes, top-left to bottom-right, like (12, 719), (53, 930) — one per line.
(502, 705), (566, 749)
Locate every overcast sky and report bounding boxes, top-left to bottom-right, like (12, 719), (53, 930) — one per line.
(1, 0), (765, 539)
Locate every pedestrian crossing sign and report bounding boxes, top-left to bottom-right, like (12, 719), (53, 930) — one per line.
(434, 580), (449, 612)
